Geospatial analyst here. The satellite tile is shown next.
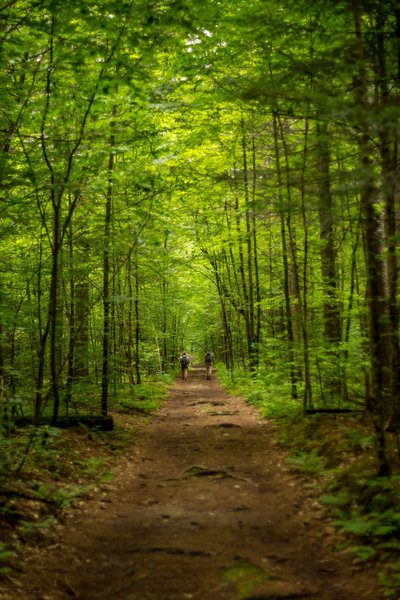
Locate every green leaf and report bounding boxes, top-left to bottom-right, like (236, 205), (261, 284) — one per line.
(351, 545), (377, 561)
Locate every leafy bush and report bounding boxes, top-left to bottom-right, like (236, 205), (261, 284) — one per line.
(218, 364), (302, 420)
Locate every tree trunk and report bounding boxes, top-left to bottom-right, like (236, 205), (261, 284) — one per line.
(272, 113), (298, 400)
(127, 247), (135, 387)
(300, 117), (313, 409)
(101, 127), (115, 415)
(316, 119), (341, 398)
(352, 0), (391, 475)
(375, 1), (400, 428)
(251, 121), (261, 367)
(241, 119), (256, 370)
(49, 199), (62, 426)
(74, 235), (90, 381)
(134, 250), (141, 385)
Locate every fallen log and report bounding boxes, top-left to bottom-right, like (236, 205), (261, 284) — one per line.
(305, 409), (355, 415)
(14, 415), (114, 431)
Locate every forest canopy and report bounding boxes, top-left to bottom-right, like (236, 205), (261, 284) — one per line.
(1, 0), (400, 472)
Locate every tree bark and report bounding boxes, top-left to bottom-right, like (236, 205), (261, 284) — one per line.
(316, 119), (341, 398)
(134, 249), (141, 385)
(375, 1), (400, 428)
(352, 0), (391, 475)
(74, 234), (90, 382)
(272, 113), (298, 400)
(101, 122), (115, 416)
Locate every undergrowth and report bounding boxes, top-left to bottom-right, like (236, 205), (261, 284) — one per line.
(218, 365), (400, 598)
(0, 378), (169, 573)
(218, 364), (300, 420)
(112, 381), (169, 415)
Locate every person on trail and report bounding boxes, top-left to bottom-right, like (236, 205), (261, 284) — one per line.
(204, 349), (214, 380)
(180, 351), (189, 380)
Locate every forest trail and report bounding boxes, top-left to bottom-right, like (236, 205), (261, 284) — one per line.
(1, 365), (382, 600)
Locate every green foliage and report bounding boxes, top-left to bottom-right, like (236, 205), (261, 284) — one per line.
(320, 488), (354, 508)
(320, 468), (400, 596)
(113, 383), (168, 415)
(36, 484), (93, 510)
(218, 365), (302, 420)
(332, 505), (400, 539)
(270, 406), (400, 597)
(379, 563), (400, 598)
(73, 457), (113, 483)
(0, 542), (14, 574)
(287, 448), (326, 474)
(338, 427), (375, 453)
(19, 516), (57, 540)
(1, 5), (400, 598)
(351, 545), (377, 562)
(0, 426), (62, 484)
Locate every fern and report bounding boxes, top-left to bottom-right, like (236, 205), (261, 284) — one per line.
(334, 514), (374, 536)
(0, 542), (14, 573)
(286, 448), (325, 474)
(351, 545), (377, 561)
(321, 489), (354, 508)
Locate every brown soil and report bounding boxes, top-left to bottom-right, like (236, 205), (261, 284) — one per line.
(0, 365), (383, 600)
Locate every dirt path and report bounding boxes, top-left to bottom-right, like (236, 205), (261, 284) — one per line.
(1, 365), (382, 599)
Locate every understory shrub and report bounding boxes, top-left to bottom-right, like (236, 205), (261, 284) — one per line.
(218, 364), (301, 420)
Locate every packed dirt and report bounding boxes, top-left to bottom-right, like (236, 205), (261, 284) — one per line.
(0, 364), (383, 599)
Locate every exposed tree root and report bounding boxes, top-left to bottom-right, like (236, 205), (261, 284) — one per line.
(128, 546), (214, 557)
(207, 410), (240, 416)
(167, 465), (254, 484)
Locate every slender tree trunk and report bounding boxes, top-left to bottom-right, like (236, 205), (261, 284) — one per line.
(127, 247), (135, 387)
(0, 286), (5, 433)
(161, 232), (169, 372)
(134, 250), (141, 385)
(49, 199), (62, 426)
(277, 115), (305, 383)
(316, 119), (341, 398)
(300, 117), (313, 409)
(251, 115), (261, 367)
(342, 231), (360, 402)
(35, 234), (48, 424)
(111, 254), (117, 395)
(74, 233), (90, 382)
(272, 113), (297, 400)
(316, 121), (341, 343)
(241, 119), (256, 370)
(233, 155), (252, 363)
(161, 278), (168, 373)
(65, 219), (75, 417)
(101, 124), (115, 415)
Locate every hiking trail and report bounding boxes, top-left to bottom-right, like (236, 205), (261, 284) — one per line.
(1, 365), (382, 599)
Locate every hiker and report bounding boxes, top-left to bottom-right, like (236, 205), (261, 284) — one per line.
(204, 349), (214, 380)
(180, 351), (189, 380)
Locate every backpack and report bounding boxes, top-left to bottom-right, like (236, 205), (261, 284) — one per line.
(205, 351), (214, 364)
(181, 355), (189, 368)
